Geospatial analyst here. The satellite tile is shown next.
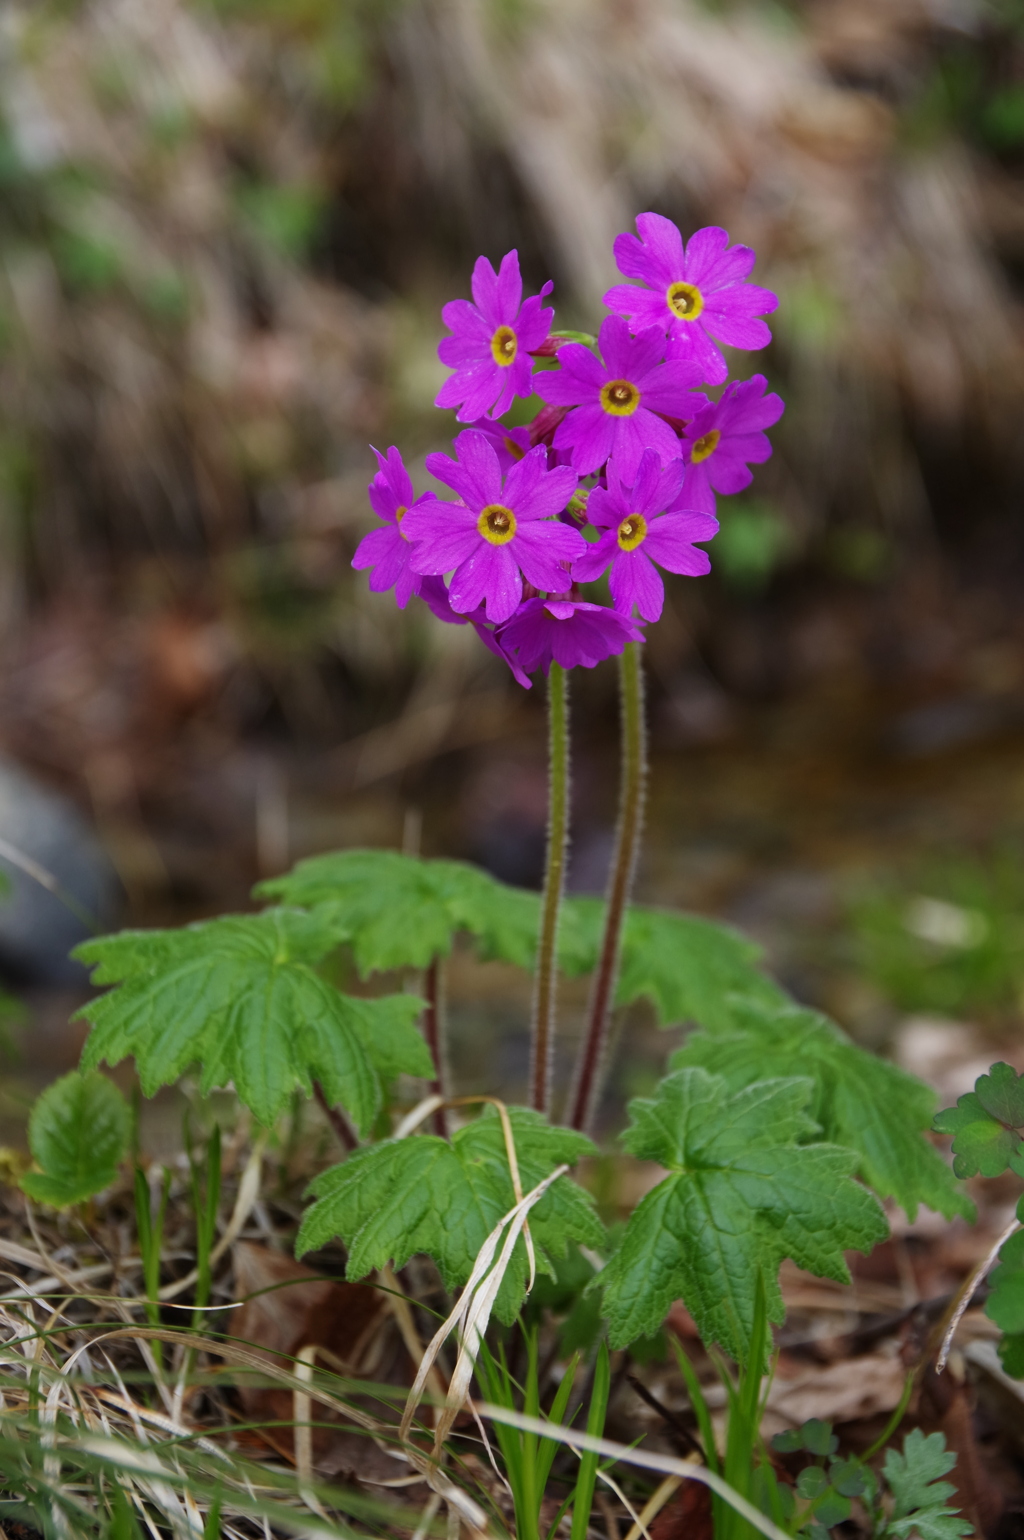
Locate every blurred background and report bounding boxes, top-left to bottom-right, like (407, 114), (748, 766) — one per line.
(0, 0), (1023, 1133)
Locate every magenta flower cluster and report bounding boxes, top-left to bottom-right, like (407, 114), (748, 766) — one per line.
(352, 214), (783, 684)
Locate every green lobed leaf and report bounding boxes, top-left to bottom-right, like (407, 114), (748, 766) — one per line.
(19, 1070), (130, 1207)
(567, 899), (785, 1029)
(255, 851), (779, 1035)
(986, 1226), (1024, 1334)
(297, 1105), (602, 1323)
(934, 1062), (1024, 1179)
(601, 1068), (888, 1363)
(672, 999), (972, 1221)
(73, 910), (427, 1131)
(882, 1429), (968, 1540)
(255, 849), (542, 974)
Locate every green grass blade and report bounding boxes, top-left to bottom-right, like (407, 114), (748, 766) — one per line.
(569, 1340), (610, 1540)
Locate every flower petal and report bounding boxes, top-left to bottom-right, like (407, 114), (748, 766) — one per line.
(681, 226), (730, 286)
(643, 514), (717, 573)
(426, 430), (503, 508)
(514, 519), (587, 588)
(609, 549), (665, 622)
(572, 529), (617, 582)
(450, 543), (523, 624)
(664, 324), (729, 386)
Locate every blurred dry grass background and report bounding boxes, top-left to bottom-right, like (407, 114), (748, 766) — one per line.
(0, 0), (1022, 948)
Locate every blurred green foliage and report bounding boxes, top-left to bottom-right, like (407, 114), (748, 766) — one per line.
(713, 500), (794, 592)
(849, 846), (1024, 1022)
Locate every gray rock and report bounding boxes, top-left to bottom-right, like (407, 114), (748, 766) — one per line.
(0, 757), (120, 984)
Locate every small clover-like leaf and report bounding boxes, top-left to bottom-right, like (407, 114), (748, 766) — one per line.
(814, 1490), (852, 1528)
(796, 1468), (828, 1500)
(800, 1418), (838, 1457)
(601, 1068), (887, 1364)
(830, 1458), (867, 1498)
(771, 1429), (803, 1453)
(934, 1084), (1023, 1178)
(20, 1071), (130, 1207)
(74, 910), (427, 1132)
(297, 1106), (603, 1323)
(986, 1226), (1024, 1334)
(674, 1000), (972, 1221)
(974, 1061), (1024, 1127)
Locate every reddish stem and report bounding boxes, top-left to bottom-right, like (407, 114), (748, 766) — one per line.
(313, 1082), (357, 1151)
(422, 956), (450, 1138)
(567, 641), (647, 1131)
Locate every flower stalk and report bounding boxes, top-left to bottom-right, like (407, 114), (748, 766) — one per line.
(568, 640), (647, 1131)
(530, 661), (570, 1114)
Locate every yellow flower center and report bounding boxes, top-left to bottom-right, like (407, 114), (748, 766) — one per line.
(395, 504), (409, 540)
(477, 503), (517, 544)
(666, 280), (704, 321)
(617, 513), (647, 551)
(600, 379), (640, 417)
(490, 325), (518, 367)
(690, 429), (721, 463)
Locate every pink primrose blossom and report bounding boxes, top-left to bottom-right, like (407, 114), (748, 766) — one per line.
(572, 450), (719, 622)
(435, 251), (554, 422)
(351, 446), (433, 609)
(499, 596), (644, 677)
(402, 430), (584, 625)
(604, 215), (778, 387)
(533, 315), (702, 483)
(676, 374), (784, 515)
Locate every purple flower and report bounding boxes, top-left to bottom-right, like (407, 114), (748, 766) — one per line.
(533, 315), (702, 483)
(351, 446), (432, 608)
(402, 430), (584, 625)
(604, 215), (778, 387)
(677, 374), (784, 515)
(435, 251), (554, 422)
(573, 451), (719, 622)
(463, 417), (532, 473)
(500, 596), (643, 677)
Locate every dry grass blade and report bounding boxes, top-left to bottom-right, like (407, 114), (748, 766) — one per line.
(934, 1215), (1021, 1373)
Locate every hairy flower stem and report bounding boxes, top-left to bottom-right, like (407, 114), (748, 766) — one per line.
(422, 957), (450, 1138)
(568, 641), (647, 1132)
(530, 661), (570, 1115)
